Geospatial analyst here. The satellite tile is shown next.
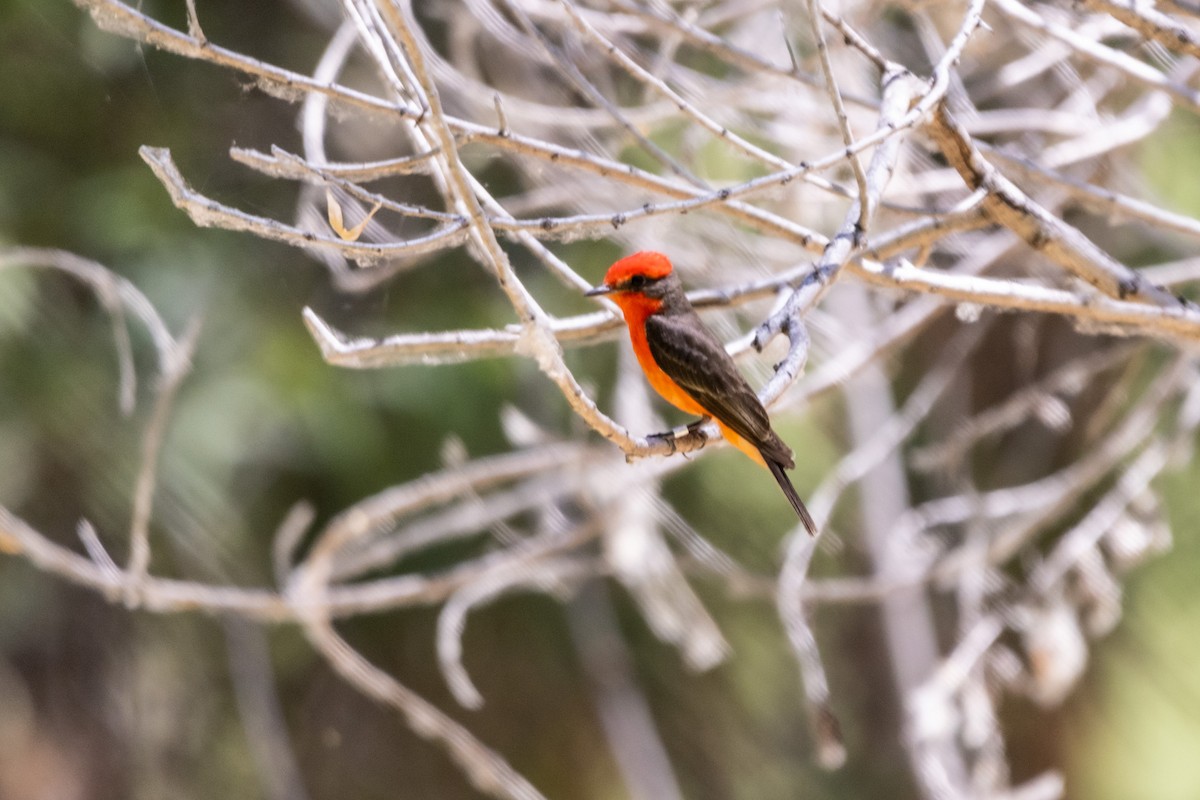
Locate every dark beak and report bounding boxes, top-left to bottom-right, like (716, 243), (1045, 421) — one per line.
(585, 283), (614, 297)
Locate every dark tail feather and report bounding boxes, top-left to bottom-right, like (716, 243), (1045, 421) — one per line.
(767, 458), (818, 536)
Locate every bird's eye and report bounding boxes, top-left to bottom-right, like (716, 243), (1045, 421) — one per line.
(628, 274), (647, 289)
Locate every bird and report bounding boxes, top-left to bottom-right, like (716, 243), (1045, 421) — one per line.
(586, 251), (818, 535)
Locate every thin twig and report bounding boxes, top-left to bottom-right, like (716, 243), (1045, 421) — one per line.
(124, 319), (201, 605)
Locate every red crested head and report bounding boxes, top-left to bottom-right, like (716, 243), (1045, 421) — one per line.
(602, 251), (673, 286)
(585, 251), (677, 314)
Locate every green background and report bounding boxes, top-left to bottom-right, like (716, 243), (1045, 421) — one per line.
(1, 1), (1198, 798)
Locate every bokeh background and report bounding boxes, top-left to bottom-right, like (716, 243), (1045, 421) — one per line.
(2, 1), (1200, 798)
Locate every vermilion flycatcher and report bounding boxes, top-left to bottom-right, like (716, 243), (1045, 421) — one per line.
(587, 251), (818, 535)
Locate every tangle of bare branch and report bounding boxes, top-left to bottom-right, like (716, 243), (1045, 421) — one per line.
(9, 0), (1200, 796)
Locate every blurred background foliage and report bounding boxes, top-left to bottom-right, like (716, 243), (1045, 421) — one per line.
(0, 1), (1198, 799)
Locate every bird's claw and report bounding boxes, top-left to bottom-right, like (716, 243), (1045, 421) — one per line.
(647, 417), (710, 456)
(646, 431), (679, 455)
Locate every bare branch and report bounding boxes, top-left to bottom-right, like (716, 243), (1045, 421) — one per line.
(125, 319), (201, 604)
(30, 0), (1200, 795)
(140, 146), (470, 265)
(1082, 0), (1200, 60)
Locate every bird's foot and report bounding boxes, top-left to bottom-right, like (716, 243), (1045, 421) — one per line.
(646, 432), (677, 455)
(647, 417), (710, 456)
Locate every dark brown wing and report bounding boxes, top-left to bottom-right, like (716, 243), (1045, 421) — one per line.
(644, 311), (792, 466)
